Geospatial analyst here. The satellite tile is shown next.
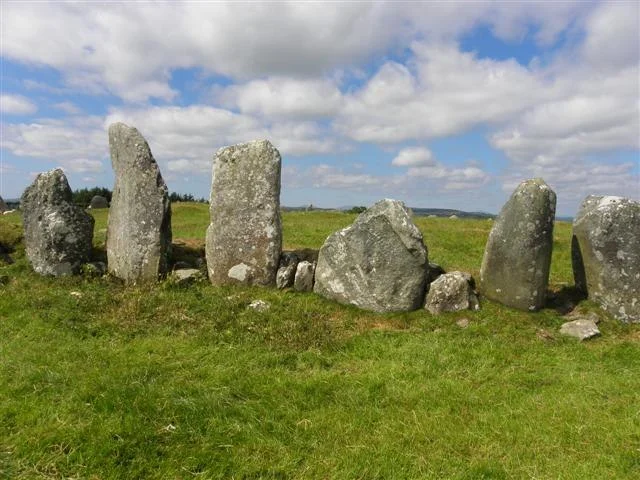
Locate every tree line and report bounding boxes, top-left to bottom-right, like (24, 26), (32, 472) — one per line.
(71, 188), (207, 206)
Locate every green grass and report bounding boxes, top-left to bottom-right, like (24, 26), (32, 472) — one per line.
(1, 204), (639, 479)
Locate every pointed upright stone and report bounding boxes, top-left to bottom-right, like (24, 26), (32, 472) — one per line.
(314, 199), (428, 312)
(480, 178), (556, 311)
(21, 168), (94, 276)
(107, 122), (171, 283)
(205, 140), (282, 286)
(572, 195), (640, 323)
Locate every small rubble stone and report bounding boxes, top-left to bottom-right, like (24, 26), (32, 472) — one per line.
(248, 300), (271, 312)
(456, 318), (470, 328)
(294, 261), (315, 292)
(425, 271), (479, 314)
(171, 268), (202, 285)
(559, 319), (600, 341)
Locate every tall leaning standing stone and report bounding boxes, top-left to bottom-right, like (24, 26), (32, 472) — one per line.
(480, 178), (556, 311)
(314, 199), (428, 312)
(572, 196), (639, 323)
(205, 140), (282, 286)
(107, 123), (171, 283)
(21, 168), (94, 276)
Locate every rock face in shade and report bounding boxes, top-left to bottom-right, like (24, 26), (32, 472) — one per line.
(205, 140), (282, 286)
(480, 178), (556, 311)
(425, 271), (479, 314)
(89, 195), (109, 209)
(0, 195), (8, 213)
(107, 123), (171, 283)
(314, 199), (428, 313)
(21, 168), (94, 276)
(572, 195), (640, 323)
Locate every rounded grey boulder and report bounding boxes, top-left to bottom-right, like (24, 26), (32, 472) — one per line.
(480, 178), (556, 311)
(572, 195), (639, 323)
(314, 199), (428, 313)
(21, 168), (94, 276)
(106, 122), (172, 284)
(89, 195), (109, 209)
(205, 140), (282, 286)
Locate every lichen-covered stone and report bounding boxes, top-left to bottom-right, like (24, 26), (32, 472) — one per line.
(480, 178), (556, 311)
(572, 195), (639, 323)
(21, 168), (94, 276)
(314, 199), (428, 312)
(294, 261), (315, 292)
(559, 319), (600, 341)
(89, 195), (109, 209)
(107, 122), (171, 284)
(425, 271), (479, 314)
(205, 140), (282, 286)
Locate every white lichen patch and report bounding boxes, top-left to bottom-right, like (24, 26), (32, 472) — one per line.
(228, 263), (251, 281)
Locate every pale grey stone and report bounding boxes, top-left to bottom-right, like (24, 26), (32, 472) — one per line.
(572, 195), (640, 323)
(21, 168), (94, 276)
(480, 178), (556, 311)
(248, 300), (270, 312)
(106, 122), (172, 284)
(294, 261), (315, 292)
(171, 268), (202, 285)
(276, 264), (297, 289)
(425, 271), (479, 314)
(456, 318), (470, 328)
(559, 319), (600, 341)
(205, 140), (282, 286)
(314, 199), (428, 313)
(89, 195), (109, 209)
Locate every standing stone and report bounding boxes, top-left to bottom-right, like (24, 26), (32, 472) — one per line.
(572, 195), (640, 323)
(480, 178), (556, 311)
(206, 140), (282, 286)
(0, 195), (8, 213)
(294, 261), (315, 292)
(425, 271), (479, 314)
(107, 122), (171, 283)
(21, 168), (94, 276)
(89, 195), (109, 209)
(314, 199), (428, 313)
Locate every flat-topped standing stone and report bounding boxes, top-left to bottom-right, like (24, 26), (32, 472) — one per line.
(206, 140), (282, 286)
(314, 199), (428, 313)
(21, 168), (94, 276)
(572, 195), (640, 323)
(107, 122), (171, 284)
(480, 178), (556, 311)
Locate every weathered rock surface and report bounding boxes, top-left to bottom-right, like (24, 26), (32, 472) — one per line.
(480, 178), (556, 311)
(314, 199), (428, 312)
(89, 195), (109, 209)
(276, 264), (297, 289)
(425, 271), (479, 314)
(572, 195), (640, 323)
(21, 168), (94, 276)
(206, 140), (282, 286)
(171, 268), (203, 285)
(107, 123), (172, 284)
(0, 195), (8, 213)
(294, 261), (315, 292)
(559, 319), (600, 341)
(425, 262), (446, 293)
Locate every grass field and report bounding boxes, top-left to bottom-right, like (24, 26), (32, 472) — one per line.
(1, 203), (639, 479)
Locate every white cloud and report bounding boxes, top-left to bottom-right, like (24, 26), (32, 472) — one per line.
(0, 94), (37, 115)
(310, 164), (382, 190)
(64, 158), (104, 173)
(53, 102), (82, 115)
(392, 147), (435, 167)
(215, 77), (343, 119)
(1, 2), (592, 103)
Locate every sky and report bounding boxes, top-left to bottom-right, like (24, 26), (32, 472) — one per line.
(1, 1), (638, 216)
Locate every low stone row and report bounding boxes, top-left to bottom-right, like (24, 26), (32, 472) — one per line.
(19, 123), (639, 323)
